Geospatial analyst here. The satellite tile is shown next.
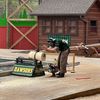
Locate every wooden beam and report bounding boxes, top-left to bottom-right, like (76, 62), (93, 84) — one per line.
(8, 0), (29, 18)
(5, 0), (9, 48)
(5, 0), (8, 18)
(21, 0), (33, 12)
(71, 53), (75, 73)
(8, 18), (37, 21)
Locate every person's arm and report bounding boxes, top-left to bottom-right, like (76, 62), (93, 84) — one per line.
(42, 45), (58, 53)
(46, 47), (58, 53)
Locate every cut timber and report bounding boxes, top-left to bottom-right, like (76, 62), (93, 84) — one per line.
(0, 70), (12, 77)
(70, 43), (100, 57)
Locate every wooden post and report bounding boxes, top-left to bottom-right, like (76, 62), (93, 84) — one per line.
(71, 53), (75, 73)
(67, 53), (76, 73)
(5, 0), (9, 48)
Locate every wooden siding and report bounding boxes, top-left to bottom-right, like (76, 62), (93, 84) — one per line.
(10, 26), (38, 50)
(0, 27), (7, 48)
(38, 1), (100, 47)
(38, 16), (85, 47)
(85, 1), (100, 44)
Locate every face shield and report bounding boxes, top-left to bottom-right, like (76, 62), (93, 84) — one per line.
(48, 38), (56, 47)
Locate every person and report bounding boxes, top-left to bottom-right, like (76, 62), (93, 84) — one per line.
(56, 39), (70, 78)
(42, 38), (70, 78)
(42, 38), (58, 77)
(42, 38), (58, 53)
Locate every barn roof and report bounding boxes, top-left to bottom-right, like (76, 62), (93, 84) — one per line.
(31, 0), (96, 16)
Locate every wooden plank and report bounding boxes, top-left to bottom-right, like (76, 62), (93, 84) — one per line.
(86, 43), (100, 47)
(8, 0), (29, 18)
(71, 53), (75, 73)
(5, 0), (9, 48)
(8, 18), (37, 21)
(0, 70), (12, 77)
(21, 0), (33, 12)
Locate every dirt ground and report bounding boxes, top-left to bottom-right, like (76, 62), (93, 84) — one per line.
(0, 49), (100, 100)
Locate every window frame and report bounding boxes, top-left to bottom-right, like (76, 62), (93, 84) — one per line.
(89, 20), (97, 33)
(67, 18), (79, 36)
(39, 18), (52, 35)
(54, 18), (64, 34)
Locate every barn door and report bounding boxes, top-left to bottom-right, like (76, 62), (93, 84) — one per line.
(9, 26), (38, 50)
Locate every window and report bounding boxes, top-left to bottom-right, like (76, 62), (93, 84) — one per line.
(90, 20), (97, 32)
(68, 19), (78, 35)
(39, 19), (52, 34)
(54, 19), (64, 34)
(39, 17), (79, 35)
(65, 20), (68, 34)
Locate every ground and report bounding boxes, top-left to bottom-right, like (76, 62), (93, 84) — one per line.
(0, 49), (100, 100)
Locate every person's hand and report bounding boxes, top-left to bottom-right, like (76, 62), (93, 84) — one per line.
(41, 45), (48, 50)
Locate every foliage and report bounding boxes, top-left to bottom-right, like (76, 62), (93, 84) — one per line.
(0, 0), (38, 26)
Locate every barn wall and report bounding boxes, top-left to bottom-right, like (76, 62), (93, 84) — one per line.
(38, 1), (100, 47)
(10, 26), (38, 50)
(85, 1), (100, 44)
(71, 20), (85, 45)
(38, 16), (85, 47)
(0, 27), (7, 48)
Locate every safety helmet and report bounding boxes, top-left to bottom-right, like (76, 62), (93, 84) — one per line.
(48, 38), (56, 43)
(58, 39), (69, 51)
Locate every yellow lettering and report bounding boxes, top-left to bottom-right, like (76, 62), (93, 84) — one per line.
(19, 68), (24, 72)
(14, 67), (18, 71)
(14, 67), (33, 73)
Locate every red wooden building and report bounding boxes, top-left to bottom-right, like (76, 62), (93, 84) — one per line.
(31, 0), (100, 47)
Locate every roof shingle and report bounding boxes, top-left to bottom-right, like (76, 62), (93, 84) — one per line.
(31, 0), (95, 16)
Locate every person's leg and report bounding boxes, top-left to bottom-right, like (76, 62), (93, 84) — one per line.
(56, 50), (69, 78)
(55, 52), (61, 76)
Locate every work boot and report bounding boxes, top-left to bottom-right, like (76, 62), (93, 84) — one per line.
(56, 72), (64, 78)
(50, 73), (55, 77)
(55, 72), (60, 76)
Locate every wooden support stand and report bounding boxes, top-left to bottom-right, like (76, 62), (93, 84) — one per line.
(69, 53), (75, 73)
